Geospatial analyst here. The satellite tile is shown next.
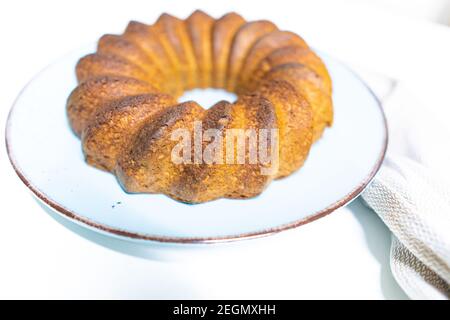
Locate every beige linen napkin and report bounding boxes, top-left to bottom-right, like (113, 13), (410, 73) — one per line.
(361, 82), (450, 299)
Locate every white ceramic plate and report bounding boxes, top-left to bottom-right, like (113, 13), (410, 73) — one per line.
(6, 45), (387, 243)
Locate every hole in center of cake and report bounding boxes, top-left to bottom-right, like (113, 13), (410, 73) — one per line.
(178, 88), (237, 109)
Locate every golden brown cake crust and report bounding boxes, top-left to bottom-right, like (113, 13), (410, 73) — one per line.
(76, 53), (150, 84)
(186, 10), (214, 88)
(224, 94), (278, 199)
(250, 46), (332, 95)
(261, 63), (333, 141)
(123, 21), (183, 96)
(238, 31), (308, 89)
(211, 12), (245, 88)
(116, 102), (204, 195)
(98, 35), (154, 71)
(153, 14), (198, 90)
(67, 76), (158, 137)
(226, 20), (278, 91)
(82, 93), (176, 171)
(169, 100), (235, 202)
(256, 79), (313, 178)
(67, 11), (334, 203)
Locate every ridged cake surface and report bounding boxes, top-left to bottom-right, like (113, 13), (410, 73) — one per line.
(67, 10), (333, 203)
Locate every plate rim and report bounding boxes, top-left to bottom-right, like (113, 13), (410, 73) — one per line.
(5, 53), (388, 244)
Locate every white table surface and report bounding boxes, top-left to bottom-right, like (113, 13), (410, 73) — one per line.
(1, 0), (449, 299)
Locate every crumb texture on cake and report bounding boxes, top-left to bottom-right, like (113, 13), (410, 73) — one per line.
(67, 10), (333, 203)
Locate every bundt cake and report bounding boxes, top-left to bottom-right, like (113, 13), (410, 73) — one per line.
(67, 10), (333, 203)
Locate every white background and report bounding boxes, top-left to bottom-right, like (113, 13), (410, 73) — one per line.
(0, 0), (449, 299)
